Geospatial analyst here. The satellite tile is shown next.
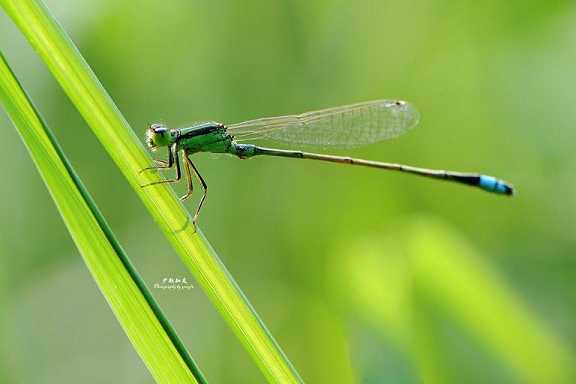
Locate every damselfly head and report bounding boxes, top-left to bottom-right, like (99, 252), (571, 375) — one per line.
(146, 123), (173, 151)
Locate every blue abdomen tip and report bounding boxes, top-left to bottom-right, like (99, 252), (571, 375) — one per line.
(479, 175), (514, 195)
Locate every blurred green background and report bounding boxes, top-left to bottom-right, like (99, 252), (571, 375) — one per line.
(1, 0), (575, 382)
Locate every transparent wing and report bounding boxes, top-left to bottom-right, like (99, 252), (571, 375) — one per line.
(226, 100), (420, 146)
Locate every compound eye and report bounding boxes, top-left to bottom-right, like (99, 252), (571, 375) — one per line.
(150, 124), (167, 134)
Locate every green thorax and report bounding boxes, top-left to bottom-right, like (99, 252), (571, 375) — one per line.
(176, 122), (234, 154)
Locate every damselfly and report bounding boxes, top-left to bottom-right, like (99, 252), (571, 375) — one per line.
(141, 100), (513, 222)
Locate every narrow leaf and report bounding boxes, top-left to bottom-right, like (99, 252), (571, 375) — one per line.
(0, 51), (204, 384)
(0, 1), (302, 382)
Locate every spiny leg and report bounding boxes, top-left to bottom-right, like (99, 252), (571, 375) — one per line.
(139, 144), (174, 173)
(152, 159), (169, 167)
(184, 152), (208, 223)
(180, 155), (194, 201)
(141, 147), (182, 187)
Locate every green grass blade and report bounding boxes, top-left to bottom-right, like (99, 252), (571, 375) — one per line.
(0, 1), (302, 382)
(0, 52), (205, 383)
(334, 219), (575, 383)
(407, 219), (575, 383)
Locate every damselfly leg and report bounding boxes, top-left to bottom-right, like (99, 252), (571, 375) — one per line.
(139, 144), (175, 173)
(140, 144), (182, 186)
(184, 151), (208, 223)
(180, 151), (194, 201)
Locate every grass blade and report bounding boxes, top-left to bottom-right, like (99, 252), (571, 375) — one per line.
(0, 1), (302, 382)
(334, 219), (575, 383)
(0, 51), (205, 383)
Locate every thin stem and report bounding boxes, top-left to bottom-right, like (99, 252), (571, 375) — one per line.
(1, 1), (302, 382)
(0, 51), (204, 384)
